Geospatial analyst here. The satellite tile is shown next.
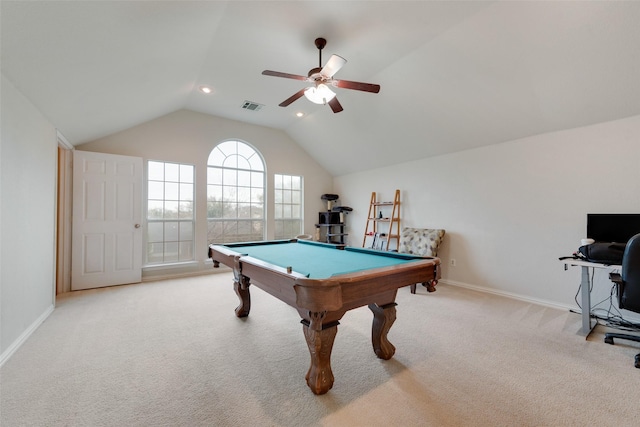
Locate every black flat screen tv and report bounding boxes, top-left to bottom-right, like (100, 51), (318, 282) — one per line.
(587, 214), (640, 243)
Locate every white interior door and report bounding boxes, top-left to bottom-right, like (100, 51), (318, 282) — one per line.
(72, 150), (143, 290)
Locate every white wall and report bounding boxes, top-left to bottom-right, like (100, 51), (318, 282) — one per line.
(335, 115), (640, 314)
(77, 109), (334, 279)
(1, 74), (57, 362)
(3, 73), (638, 361)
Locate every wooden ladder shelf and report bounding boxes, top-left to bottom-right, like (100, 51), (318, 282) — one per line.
(362, 189), (401, 251)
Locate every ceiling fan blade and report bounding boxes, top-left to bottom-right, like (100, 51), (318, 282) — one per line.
(279, 89), (306, 107)
(262, 70), (308, 81)
(328, 97), (343, 113)
(333, 79), (381, 93)
(321, 54), (347, 78)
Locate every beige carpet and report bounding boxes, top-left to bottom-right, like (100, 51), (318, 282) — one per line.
(2, 273), (640, 426)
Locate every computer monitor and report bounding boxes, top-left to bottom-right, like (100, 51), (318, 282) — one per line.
(587, 214), (640, 243)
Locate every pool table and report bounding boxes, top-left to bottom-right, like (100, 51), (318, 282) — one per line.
(208, 239), (441, 394)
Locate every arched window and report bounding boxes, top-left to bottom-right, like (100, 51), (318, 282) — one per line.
(207, 140), (265, 243)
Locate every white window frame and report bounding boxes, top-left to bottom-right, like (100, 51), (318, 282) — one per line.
(145, 160), (195, 265)
(207, 140), (266, 244)
(274, 174), (303, 239)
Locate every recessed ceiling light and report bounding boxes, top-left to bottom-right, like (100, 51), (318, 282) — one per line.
(199, 86), (212, 94)
(296, 112), (305, 117)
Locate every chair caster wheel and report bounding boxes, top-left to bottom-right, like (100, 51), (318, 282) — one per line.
(604, 336), (614, 345)
(634, 354), (640, 369)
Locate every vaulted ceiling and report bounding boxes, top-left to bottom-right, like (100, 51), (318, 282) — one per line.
(2, 1), (640, 176)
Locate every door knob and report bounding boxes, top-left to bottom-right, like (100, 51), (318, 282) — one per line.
(135, 224), (141, 228)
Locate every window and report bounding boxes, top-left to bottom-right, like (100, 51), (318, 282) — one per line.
(207, 140), (265, 244)
(274, 174), (303, 239)
(146, 161), (194, 264)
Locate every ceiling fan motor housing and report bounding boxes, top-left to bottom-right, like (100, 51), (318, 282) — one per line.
(307, 67), (324, 81)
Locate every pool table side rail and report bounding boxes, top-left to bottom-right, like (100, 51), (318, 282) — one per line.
(213, 238), (341, 250)
(209, 245), (319, 309)
(295, 258), (440, 312)
(209, 243), (441, 314)
(209, 244), (310, 279)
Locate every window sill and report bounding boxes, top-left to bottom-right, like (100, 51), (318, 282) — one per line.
(143, 260), (200, 271)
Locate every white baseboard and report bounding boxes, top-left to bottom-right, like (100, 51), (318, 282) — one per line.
(0, 304), (55, 368)
(439, 279), (574, 312)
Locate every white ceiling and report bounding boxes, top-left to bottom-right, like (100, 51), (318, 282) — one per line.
(2, 1), (640, 176)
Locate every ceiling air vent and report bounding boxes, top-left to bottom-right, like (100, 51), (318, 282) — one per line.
(241, 101), (264, 112)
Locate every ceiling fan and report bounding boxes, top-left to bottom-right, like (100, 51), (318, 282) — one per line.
(262, 37), (381, 113)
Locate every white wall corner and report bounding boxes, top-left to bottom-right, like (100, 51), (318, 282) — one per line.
(0, 304), (54, 368)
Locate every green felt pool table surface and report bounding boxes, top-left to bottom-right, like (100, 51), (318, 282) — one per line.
(224, 239), (424, 278)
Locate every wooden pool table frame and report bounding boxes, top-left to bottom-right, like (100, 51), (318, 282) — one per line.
(208, 239), (440, 394)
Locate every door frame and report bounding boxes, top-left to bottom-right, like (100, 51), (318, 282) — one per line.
(56, 130), (73, 295)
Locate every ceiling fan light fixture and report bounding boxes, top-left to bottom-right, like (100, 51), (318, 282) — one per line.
(304, 84), (336, 105)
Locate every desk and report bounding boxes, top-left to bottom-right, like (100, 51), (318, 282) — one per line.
(562, 259), (621, 338)
(208, 239), (440, 394)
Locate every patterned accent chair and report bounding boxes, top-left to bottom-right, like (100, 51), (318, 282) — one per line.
(398, 227), (445, 293)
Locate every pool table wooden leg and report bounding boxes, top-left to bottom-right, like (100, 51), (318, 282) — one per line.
(302, 314), (338, 395)
(425, 279), (438, 292)
(368, 302), (397, 360)
(233, 274), (251, 318)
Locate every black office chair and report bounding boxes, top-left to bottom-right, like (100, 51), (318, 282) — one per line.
(604, 233), (640, 368)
